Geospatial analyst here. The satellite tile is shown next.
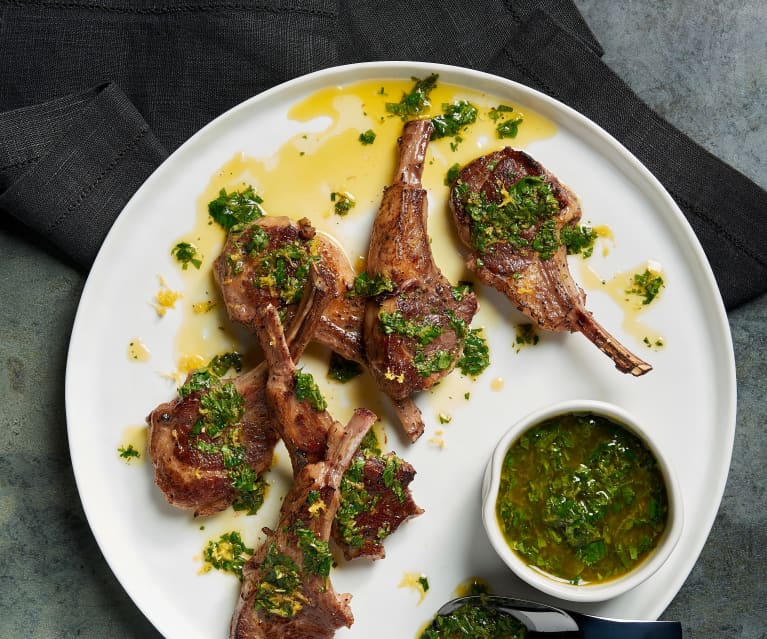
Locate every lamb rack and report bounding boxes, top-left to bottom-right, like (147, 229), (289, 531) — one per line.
(230, 405), (376, 639)
(253, 304), (423, 561)
(363, 119), (478, 428)
(231, 303), (380, 638)
(449, 148), (652, 376)
(146, 264), (334, 516)
(213, 214), (426, 441)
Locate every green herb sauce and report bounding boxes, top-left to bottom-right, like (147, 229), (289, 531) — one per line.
(254, 543), (306, 618)
(455, 175), (560, 255)
(496, 412), (668, 584)
(627, 269), (665, 305)
(330, 191), (356, 216)
(117, 444), (140, 460)
(358, 129), (376, 145)
(379, 310), (443, 346)
(348, 272), (396, 298)
(456, 328), (490, 377)
(208, 185), (265, 232)
(561, 223), (597, 258)
(385, 74), (439, 119)
(178, 352), (267, 515)
(203, 531), (253, 580)
(293, 370), (328, 412)
(326, 351), (363, 383)
(336, 432), (405, 549)
(292, 523), (333, 578)
(171, 241), (202, 270)
(253, 240), (319, 306)
(431, 101), (478, 140)
(420, 597), (527, 639)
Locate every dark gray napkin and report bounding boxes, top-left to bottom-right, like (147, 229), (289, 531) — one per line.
(0, 1), (764, 309)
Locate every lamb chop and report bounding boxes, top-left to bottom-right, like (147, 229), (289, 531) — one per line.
(230, 408), (375, 639)
(449, 148), (652, 376)
(213, 215), (426, 441)
(253, 304), (423, 561)
(231, 306), (378, 638)
(147, 264), (334, 516)
(364, 119), (479, 414)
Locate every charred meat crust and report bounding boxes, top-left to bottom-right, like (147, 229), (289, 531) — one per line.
(449, 147), (651, 376)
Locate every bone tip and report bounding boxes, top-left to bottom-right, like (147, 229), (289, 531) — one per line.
(628, 362), (653, 376)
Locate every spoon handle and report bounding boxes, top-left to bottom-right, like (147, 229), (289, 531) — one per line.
(571, 612), (683, 639)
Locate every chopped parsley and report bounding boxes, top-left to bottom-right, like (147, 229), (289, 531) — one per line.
(208, 185), (265, 232)
(336, 439), (409, 551)
(171, 241), (202, 270)
(244, 226), (270, 256)
(293, 370), (328, 412)
(203, 531), (253, 580)
(444, 162), (461, 186)
(254, 543), (306, 618)
(253, 240), (319, 305)
(496, 117), (524, 139)
(457, 328), (490, 377)
(413, 349), (453, 377)
(348, 271), (396, 298)
(330, 191), (356, 216)
(431, 101), (478, 140)
(378, 310), (443, 346)
(358, 129), (376, 145)
(420, 596), (527, 639)
(292, 524), (333, 577)
(561, 224), (598, 258)
(197, 382), (245, 438)
(627, 269), (665, 305)
(514, 323), (539, 351)
(177, 352), (266, 515)
(489, 104), (524, 139)
(455, 175), (560, 255)
(118, 444), (140, 460)
(386, 74), (438, 119)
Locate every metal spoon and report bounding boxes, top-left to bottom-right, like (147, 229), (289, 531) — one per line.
(434, 595), (682, 638)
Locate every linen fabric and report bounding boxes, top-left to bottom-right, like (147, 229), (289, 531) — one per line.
(0, 0), (764, 308)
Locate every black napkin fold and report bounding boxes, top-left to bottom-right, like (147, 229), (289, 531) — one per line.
(0, 1), (764, 309)
(0, 83), (167, 268)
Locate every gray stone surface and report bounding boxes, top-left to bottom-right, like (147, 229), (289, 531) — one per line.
(0, 2), (764, 637)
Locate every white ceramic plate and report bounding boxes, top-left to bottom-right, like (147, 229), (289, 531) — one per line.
(65, 62), (736, 638)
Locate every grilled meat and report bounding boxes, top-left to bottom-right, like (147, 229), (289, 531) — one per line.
(146, 264), (333, 516)
(254, 304), (423, 561)
(449, 148), (652, 376)
(230, 408), (375, 639)
(364, 119), (478, 422)
(214, 215), (426, 441)
(230, 307), (378, 638)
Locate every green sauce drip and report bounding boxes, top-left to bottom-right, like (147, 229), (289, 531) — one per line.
(203, 531), (253, 580)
